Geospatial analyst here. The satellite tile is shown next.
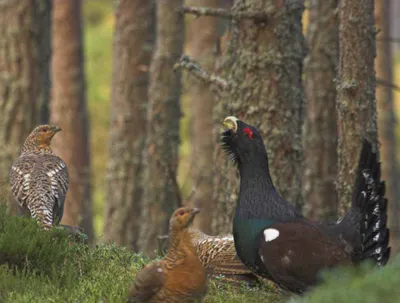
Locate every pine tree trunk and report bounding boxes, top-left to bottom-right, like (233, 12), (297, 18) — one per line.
(138, 0), (184, 255)
(212, 0), (306, 233)
(375, 0), (400, 249)
(50, 0), (93, 239)
(336, 0), (378, 214)
(103, 0), (153, 251)
(303, 0), (339, 221)
(186, 0), (219, 234)
(0, 0), (51, 212)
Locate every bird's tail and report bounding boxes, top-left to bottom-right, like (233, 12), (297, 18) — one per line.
(351, 139), (391, 266)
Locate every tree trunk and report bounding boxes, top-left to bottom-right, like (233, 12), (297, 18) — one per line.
(336, 0), (378, 214)
(0, 0), (51, 212)
(186, 0), (219, 235)
(212, 0), (306, 233)
(138, 0), (184, 255)
(103, 0), (153, 251)
(375, 0), (400, 250)
(50, 0), (93, 239)
(302, 0), (339, 221)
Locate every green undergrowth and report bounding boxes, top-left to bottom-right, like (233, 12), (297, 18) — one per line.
(0, 206), (282, 302)
(291, 257), (400, 303)
(2, 204), (399, 302)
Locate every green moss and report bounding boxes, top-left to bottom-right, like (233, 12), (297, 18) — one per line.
(0, 204), (283, 302)
(291, 258), (400, 303)
(3, 203), (400, 302)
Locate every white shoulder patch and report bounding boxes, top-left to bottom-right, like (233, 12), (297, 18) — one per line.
(263, 228), (279, 242)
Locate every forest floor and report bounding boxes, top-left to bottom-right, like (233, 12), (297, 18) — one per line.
(0, 206), (283, 303)
(0, 206), (399, 303)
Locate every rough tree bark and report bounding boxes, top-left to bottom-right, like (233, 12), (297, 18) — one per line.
(103, 0), (153, 251)
(50, 0), (93, 239)
(0, 1), (51, 212)
(375, 0), (400, 248)
(336, 0), (378, 214)
(303, 0), (339, 221)
(186, 0), (219, 234)
(180, 0), (305, 233)
(138, 0), (183, 255)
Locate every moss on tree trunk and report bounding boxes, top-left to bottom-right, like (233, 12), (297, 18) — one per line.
(336, 0), (378, 214)
(211, 0), (306, 233)
(303, 0), (339, 221)
(138, 0), (184, 255)
(103, 0), (153, 251)
(0, 0), (51, 213)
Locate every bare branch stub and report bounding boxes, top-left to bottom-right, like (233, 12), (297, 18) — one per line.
(174, 55), (231, 90)
(377, 37), (400, 44)
(179, 6), (267, 22)
(376, 78), (400, 92)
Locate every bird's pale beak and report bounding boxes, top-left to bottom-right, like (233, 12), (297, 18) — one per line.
(54, 126), (62, 133)
(223, 116), (239, 133)
(192, 208), (201, 215)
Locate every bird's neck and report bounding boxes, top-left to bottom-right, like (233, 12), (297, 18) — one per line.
(165, 229), (198, 266)
(22, 137), (53, 154)
(236, 154), (300, 221)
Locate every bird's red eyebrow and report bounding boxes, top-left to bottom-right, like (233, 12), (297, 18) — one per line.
(243, 127), (253, 139)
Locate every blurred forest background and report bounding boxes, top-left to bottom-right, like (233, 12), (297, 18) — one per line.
(1, 0), (400, 257)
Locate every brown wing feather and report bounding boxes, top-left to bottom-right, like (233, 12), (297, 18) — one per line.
(9, 156), (36, 209)
(129, 261), (166, 302)
(9, 153), (69, 227)
(197, 237), (252, 275)
(189, 229), (253, 276)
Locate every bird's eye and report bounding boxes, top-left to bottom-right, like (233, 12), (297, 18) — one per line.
(177, 210), (185, 216)
(243, 128), (254, 140)
(42, 128), (48, 133)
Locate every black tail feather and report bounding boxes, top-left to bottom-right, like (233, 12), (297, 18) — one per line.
(357, 139), (391, 266)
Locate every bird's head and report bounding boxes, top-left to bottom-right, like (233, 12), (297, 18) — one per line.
(221, 116), (267, 165)
(169, 207), (200, 231)
(22, 124), (62, 154)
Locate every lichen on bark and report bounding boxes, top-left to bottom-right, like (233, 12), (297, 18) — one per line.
(211, 0), (306, 233)
(336, 0), (378, 214)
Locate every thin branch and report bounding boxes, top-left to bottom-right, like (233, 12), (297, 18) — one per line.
(377, 37), (400, 44)
(376, 78), (400, 92)
(179, 6), (268, 21)
(174, 55), (232, 90)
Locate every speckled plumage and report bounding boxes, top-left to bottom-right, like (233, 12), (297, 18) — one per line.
(9, 125), (68, 229)
(190, 229), (261, 286)
(190, 229), (254, 276)
(129, 208), (207, 303)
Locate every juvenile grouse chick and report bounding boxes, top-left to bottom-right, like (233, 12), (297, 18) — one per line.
(128, 207), (207, 303)
(9, 125), (68, 229)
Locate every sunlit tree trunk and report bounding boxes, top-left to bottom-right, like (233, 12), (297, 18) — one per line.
(0, 0), (51, 213)
(51, 0), (93, 239)
(103, 0), (153, 251)
(138, 0), (184, 255)
(375, 0), (400, 250)
(186, 0), (219, 234)
(303, 0), (339, 221)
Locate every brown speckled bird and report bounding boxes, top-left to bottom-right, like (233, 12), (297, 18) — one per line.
(9, 124), (69, 229)
(128, 207), (207, 303)
(189, 229), (260, 285)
